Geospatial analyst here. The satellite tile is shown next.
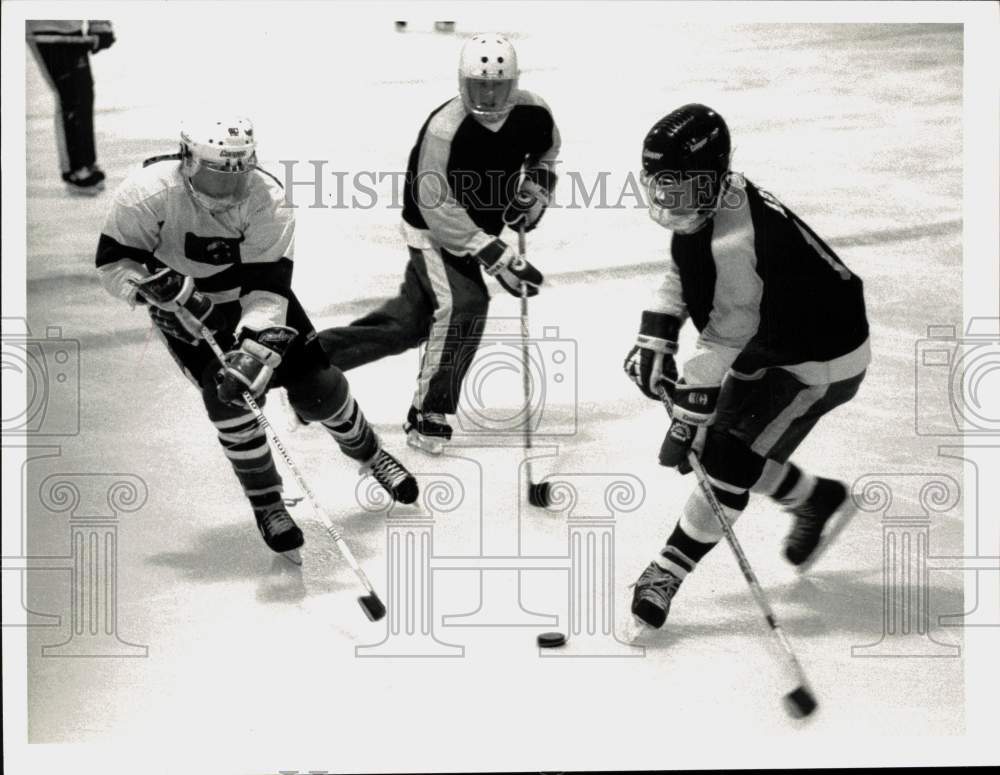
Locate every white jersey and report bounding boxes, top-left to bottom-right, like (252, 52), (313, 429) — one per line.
(97, 160), (295, 332)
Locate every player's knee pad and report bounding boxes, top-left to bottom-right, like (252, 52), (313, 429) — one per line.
(700, 429), (767, 492)
(285, 364), (351, 423)
(679, 486), (749, 543)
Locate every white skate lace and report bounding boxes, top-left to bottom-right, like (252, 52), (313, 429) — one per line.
(634, 565), (682, 601)
(369, 451), (407, 488)
(424, 412), (448, 428)
(257, 506), (295, 535)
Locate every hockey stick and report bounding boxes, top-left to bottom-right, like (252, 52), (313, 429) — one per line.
(202, 330), (386, 622)
(518, 226), (550, 508)
(30, 34), (100, 45)
(684, 447), (818, 718)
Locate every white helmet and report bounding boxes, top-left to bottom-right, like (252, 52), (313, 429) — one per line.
(458, 33), (518, 125)
(179, 117), (257, 212)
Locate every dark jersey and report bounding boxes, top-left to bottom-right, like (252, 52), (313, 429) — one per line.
(650, 174), (870, 386)
(401, 91), (560, 256)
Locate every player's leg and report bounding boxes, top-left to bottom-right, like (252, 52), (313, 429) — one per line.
(632, 367), (863, 626)
(30, 41), (103, 191)
(404, 248), (491, 454)
(162, 333), (305, 556)
(742, 370), (866, 569)
(280, 300), (418, 504)
(318, 254), (431, 371)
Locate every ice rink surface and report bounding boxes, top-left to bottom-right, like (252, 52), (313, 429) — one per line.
(20, 11), (968, 769)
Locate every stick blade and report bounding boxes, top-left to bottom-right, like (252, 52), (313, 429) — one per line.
(783, 685), (818, 718)
(358, 593), (386, 622)
(528, 481), (551, 508)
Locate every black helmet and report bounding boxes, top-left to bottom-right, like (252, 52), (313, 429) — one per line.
(642, 104), (731, 195)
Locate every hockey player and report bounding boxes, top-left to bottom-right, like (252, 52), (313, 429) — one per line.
(28, 20), (116, 194)
(319, 33), (560, 454)
(624, 104), (870, 628)
(95, 117), (418, 559)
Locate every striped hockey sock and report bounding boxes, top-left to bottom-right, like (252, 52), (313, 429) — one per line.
(654, 523), (719, 579)
(319, 396), (379, 463)
(213, 411), (283, 510)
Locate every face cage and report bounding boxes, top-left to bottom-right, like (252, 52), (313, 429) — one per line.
(461, 78), (516, 123)
(182, 152), (257, 212)
(640, 169), (718, 234)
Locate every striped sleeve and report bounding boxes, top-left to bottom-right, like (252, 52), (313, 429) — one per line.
(648, 251), (688, 321)
(415, 101), (493, 257)
(237, 175), (296, 334)
(682, 192), (763, 386)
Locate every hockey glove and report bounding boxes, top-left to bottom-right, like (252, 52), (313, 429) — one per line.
(658, 380), (720, 469)
(623, 311), (680, 400)
(502, 179), (551, 233)
(89, 21), (115, 53)
(130, 267), (226, 344)
(215, 326), (298, 407)
(474, 238), (543, 298)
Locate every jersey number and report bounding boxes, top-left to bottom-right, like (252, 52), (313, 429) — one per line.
(184, 233), (243, 266)
(758, 189), (852, 281)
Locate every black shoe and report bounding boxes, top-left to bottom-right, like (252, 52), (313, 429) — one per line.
(361, 447), (419, 504)
(403, 405), (452, 456)
(783, 478), (856, 572)
(630, 562), (684, 628)
(254, 502), (304, 554)
(62, 165), (106, 195)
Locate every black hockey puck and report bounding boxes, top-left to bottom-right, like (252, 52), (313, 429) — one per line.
(528, 481), (551, 508)
(537, 631), (566, 648)
(358, 593), (386, 622)
(783, 685), (818, 718)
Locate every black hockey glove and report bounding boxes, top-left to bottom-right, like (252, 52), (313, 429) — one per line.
(88, 21), (115, 53)
(474, 238), (543, 298)
(130, 267), (226, 344)
(215, 326), (298, 406)
(658, 380), (720, 469)
(624, 311), (680, 400)
(503, 179), (551, 233)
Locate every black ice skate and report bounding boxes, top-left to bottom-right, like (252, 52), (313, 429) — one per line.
(361, 447), (419, 504)
(254, 503), (304, 564)
(783, 478), (856, 573)
(404, 405), (452, 456)
(62, 165), (106, 195)
(630, 562), (684, 629)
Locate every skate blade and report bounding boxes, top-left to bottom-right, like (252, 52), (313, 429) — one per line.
(406, 430), (445, 456)
(280, 548), (303, 566)
(65, 184), (105, 196)
(794, 500), (858, 575)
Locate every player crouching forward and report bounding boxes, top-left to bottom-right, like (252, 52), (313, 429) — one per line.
(318, 33), (559, 455)
(623, 104), (870, 628)
(95, 117), (418, 559)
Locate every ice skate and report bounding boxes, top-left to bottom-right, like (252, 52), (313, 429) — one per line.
(783, 478), (856, 573)
(254, 502), (304, 565)
(62, 165), (106, 195)
(361, 447), (419, 504)
(630, 562), (684, 629)
(404, 405), (452, 456)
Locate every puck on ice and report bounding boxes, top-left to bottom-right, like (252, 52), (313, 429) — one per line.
(537, 632), (567, 648)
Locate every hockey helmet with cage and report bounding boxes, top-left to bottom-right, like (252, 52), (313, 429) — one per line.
(641, 104), (731, 234)
(458, 34), (519, 126)
(179, 117), (257, 212)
